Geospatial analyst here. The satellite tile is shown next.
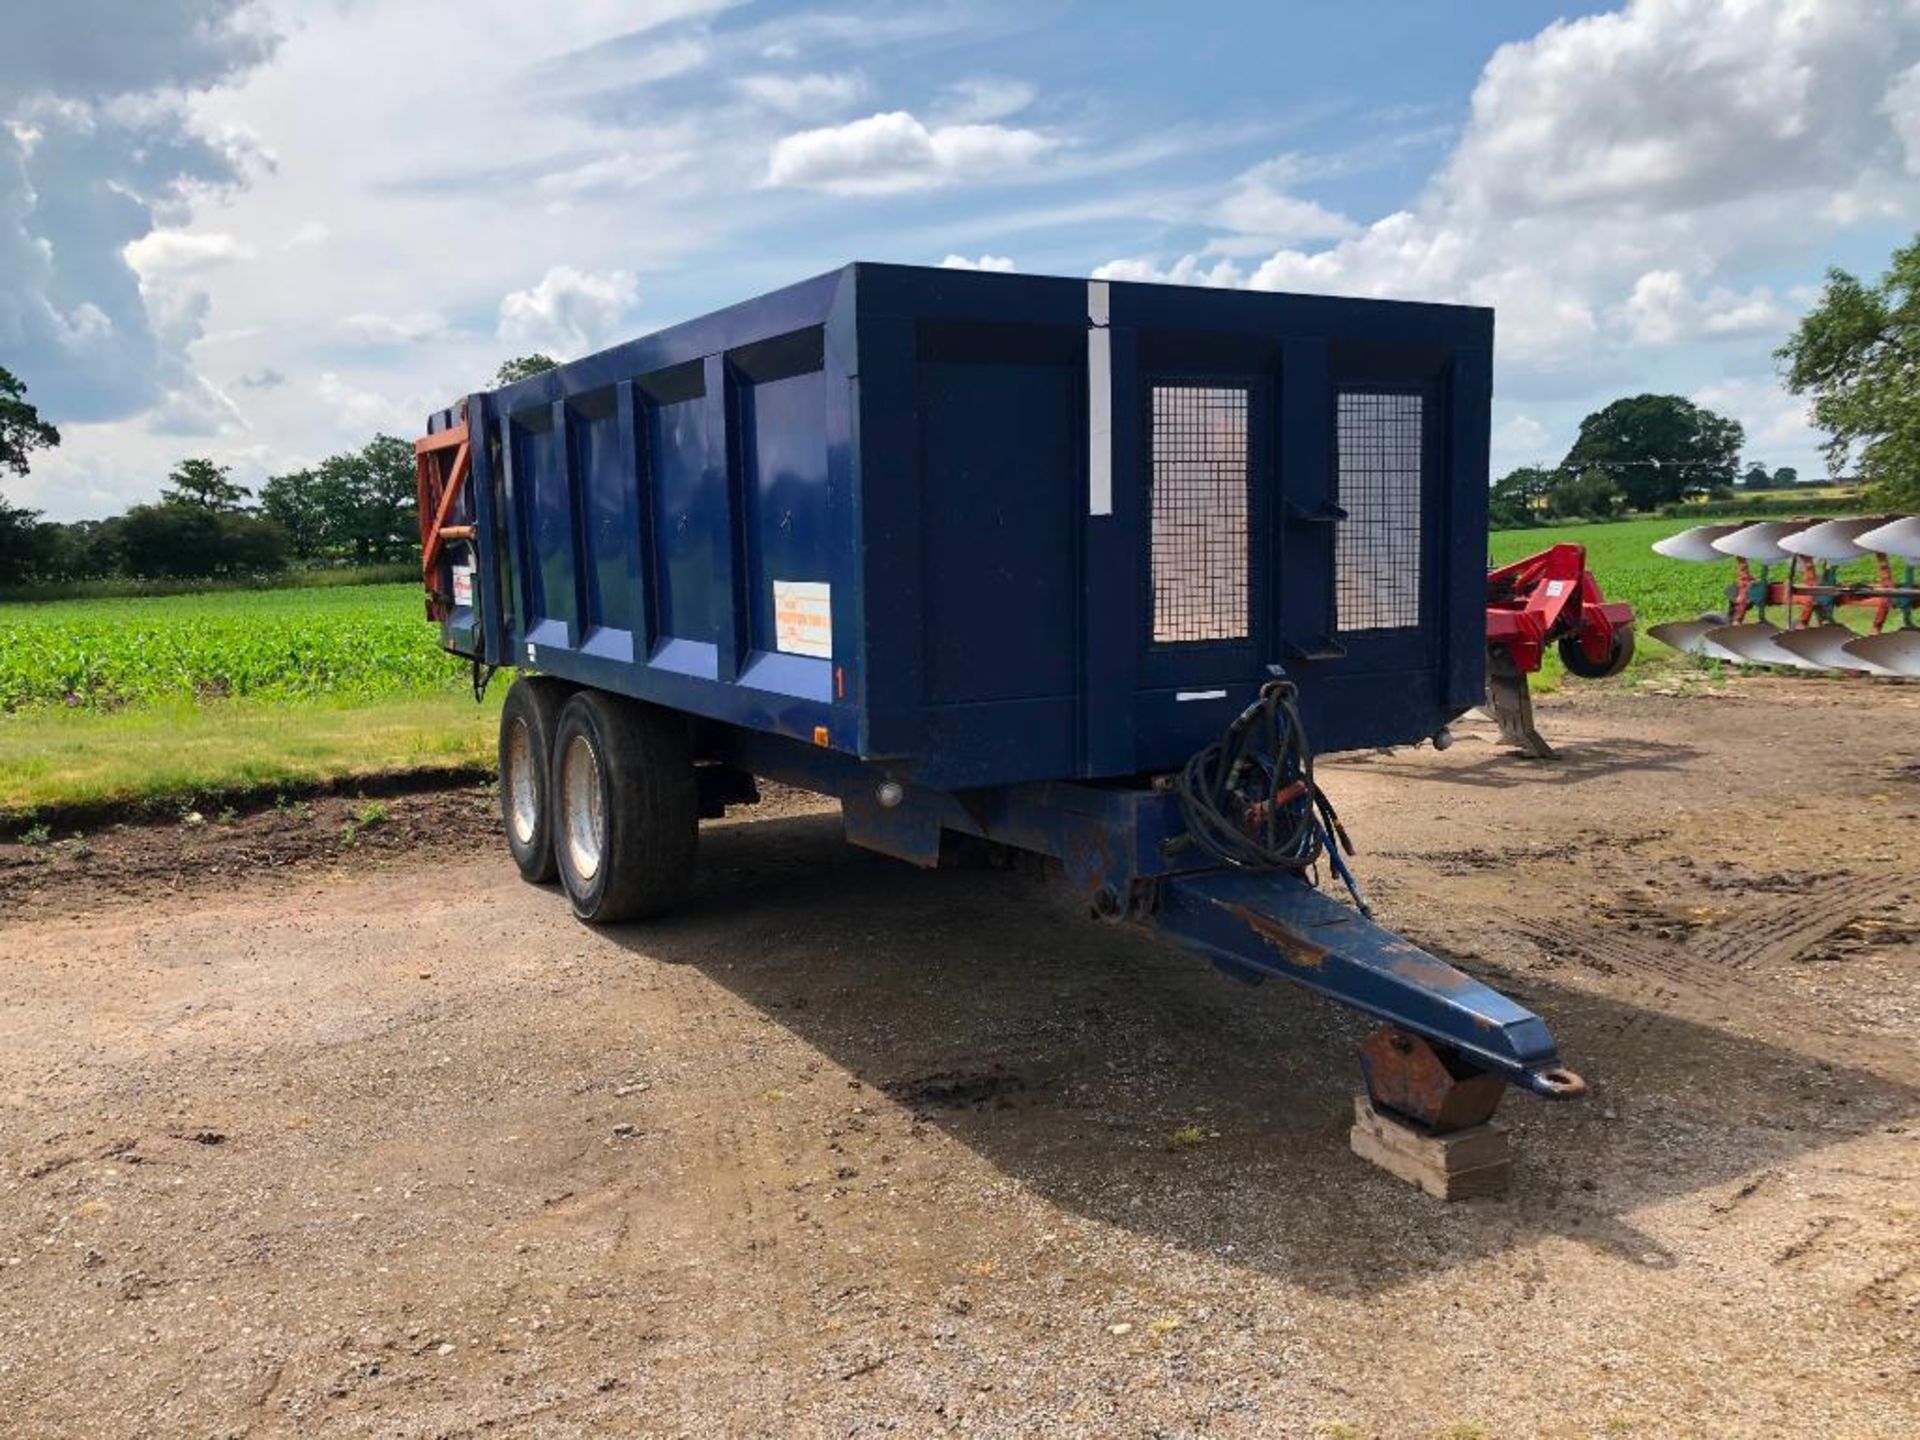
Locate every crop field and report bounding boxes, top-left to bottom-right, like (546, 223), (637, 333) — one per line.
(1, 515), (1894, 821)
(0, 582), (462, 712)
(2, 515), (1856, 716)
(0, 583), (488, 822)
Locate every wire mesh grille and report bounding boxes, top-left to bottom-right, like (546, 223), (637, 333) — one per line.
(1335, 390), (1423, 632)
(1150, 384), (1249, 644)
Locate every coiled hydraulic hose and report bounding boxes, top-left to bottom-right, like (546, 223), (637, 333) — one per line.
(1173, 679), (1370, 913)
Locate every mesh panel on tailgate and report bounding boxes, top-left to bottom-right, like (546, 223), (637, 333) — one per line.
(1150, 383), (1249, 644)
(1335, 390), (1423, 632)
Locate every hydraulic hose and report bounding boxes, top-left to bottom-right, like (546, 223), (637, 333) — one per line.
(1173, 679), (1369, 913)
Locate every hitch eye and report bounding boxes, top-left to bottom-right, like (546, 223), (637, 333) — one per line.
(1532, 1067), (1588, 1099)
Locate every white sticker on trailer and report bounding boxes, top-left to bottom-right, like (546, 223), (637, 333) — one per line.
(451, 565), (475, 607)
(773, 580), (833, 659)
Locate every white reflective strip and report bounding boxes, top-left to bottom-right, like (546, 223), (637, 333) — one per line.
(1087, 326), (1112, 515)
(1087, 279), (1113, 516)
(1176, 688), (1228, 702)
(1087, 278), (1110, 327)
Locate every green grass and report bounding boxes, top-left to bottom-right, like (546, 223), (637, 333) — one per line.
(0, 690), (501, 823)
(0, 582), (465, 711)
(0, 562), (419, 604)
(0, 580), (490, 820)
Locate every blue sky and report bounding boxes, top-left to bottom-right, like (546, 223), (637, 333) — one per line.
(5, 0), (1920, 519)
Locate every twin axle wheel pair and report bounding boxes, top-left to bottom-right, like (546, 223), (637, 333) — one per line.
(497, 678), (698, 923)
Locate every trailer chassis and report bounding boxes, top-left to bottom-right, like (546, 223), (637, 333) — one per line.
(712, 726), (1587, 1132)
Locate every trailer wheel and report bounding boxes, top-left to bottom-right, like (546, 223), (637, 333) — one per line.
(550, 690), (697, 924)
(499, 677), (568, 884)
(1559, 623), (1634, 680)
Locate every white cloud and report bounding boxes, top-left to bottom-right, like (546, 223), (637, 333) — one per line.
(1490, 413), (1551, 473)
(1240, 1), (1917, 351)
(934, 78), (1035, 125)
(1213, 157), (1357, 244)
(497, 265), (639, 357)
(532, 137), (697, 199)
(1444, 0), (1905, 218)
(1092, 255), (1244, 288)
(315, 371), (412, 435)
(0, 2), (273, 102)
(1692, 374), (1819, 455)
(1104, 0), (1920, 387)
(939, 253), (1016, 272)
(732, 71), (864, 115)
(765, 110), (1055, 194)
(122, 229), (255, 276)
(149, 373), (245, 437)
(1886, 59), (1920, 172)
(339, 310), (448, 345)
(47, 301), (114, 348)
(1621, 269), (1791, 345)
(19, 0), (1913, 519)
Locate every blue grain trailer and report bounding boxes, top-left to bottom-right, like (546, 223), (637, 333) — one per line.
(415, 263), (1584, 1144)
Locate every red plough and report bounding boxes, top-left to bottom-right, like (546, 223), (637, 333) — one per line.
(1484, 543), (1635, 757)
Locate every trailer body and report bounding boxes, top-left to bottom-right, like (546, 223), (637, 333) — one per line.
(419, 264), (1585, 1150)
(425, 264), (1489, 787)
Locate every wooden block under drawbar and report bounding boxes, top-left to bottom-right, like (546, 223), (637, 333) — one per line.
(1350, 1095), (1511, 1201)
(1350, 1094), (1511, 1172)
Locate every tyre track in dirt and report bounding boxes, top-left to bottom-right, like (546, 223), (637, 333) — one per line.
(1500, 868), (1918, 1065)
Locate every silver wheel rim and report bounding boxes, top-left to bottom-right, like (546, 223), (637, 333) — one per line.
(505, 716), (538, 846)
(561, 732), (604, 882)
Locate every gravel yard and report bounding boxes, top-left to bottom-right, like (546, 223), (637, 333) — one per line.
(1, 679), (1916, 1438)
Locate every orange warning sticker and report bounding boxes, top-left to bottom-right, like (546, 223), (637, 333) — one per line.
(773, 580), (832, 659)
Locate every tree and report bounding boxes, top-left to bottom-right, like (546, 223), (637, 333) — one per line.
(1741, 462), (1778, 489)
(0, 494), (53, 585)
(1545, 467), (1623, 520)
(163, 457), (252, 513)
(1773, 466), (1799, 488)
(119, 504), (288, 579)
(259, 467), (328, 560)
(40, 518), (122, 581)
(315, 435), (415, 563)
(1779, 235), (1920, 509)
(1, 366), (60, 477)
(119, 504), (222, 577)
(1489, 466), (1554, 527)
(1560, 395), (1744, 512)
(262, 436), (417, 563)
(494, 354), (559, 386)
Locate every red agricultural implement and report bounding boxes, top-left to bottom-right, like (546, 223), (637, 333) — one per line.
(1647, 517), (1920, 675)
(1484, 543), (1636, 757)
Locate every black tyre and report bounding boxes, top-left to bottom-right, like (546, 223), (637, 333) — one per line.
(550, 690), (697, 924)
(1559, 623), (1635, 679)
(499, 677), (568, 883)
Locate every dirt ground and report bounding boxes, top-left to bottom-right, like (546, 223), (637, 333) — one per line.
(1, 678), (1916, 1439)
